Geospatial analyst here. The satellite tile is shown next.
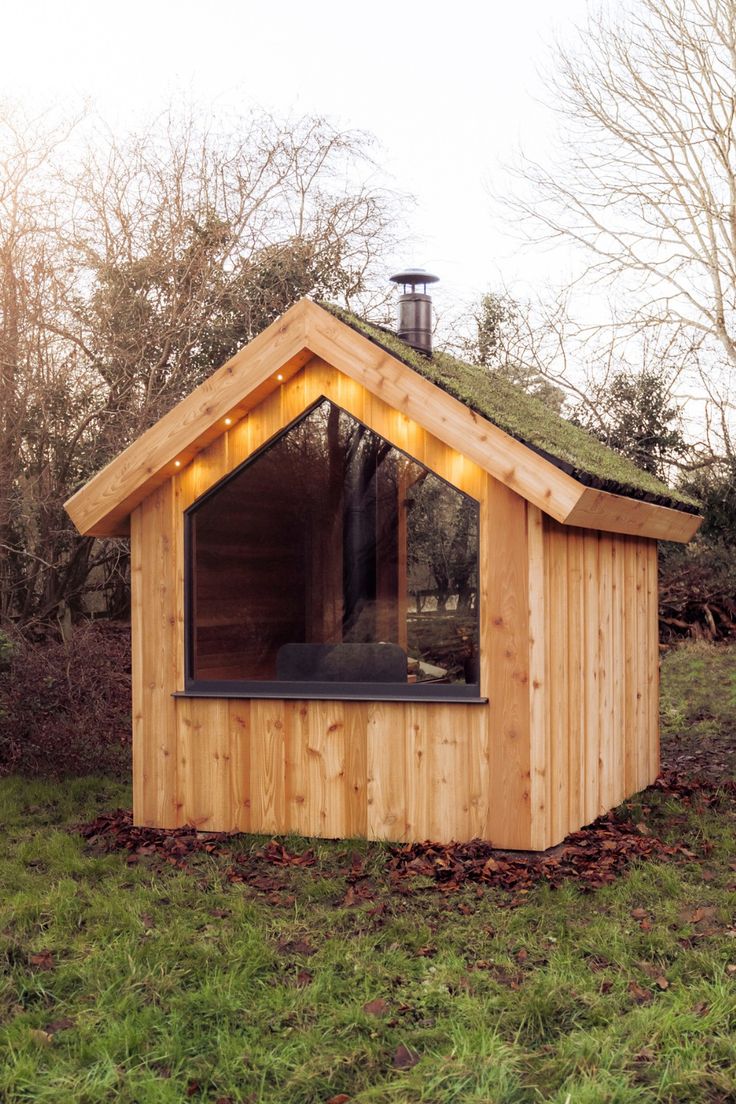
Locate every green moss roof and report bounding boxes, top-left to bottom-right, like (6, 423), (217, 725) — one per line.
(318, 302), (699, 514)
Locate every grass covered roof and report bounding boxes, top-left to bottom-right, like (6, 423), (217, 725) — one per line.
(319, 302), (698, 514)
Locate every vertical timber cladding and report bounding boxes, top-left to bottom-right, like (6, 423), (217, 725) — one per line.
(532, 514), (659, 849)
(135, 356), (539, 844)
(131, 356), (661, 849)
(131, 482), (179, 828)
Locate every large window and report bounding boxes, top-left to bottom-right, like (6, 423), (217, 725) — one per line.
(185, 399), (480, 700)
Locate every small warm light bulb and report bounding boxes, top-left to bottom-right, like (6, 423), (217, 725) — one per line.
(174, 460), (181, 467)
(224, 417), (232, 426)
(276, 373), (284, 382)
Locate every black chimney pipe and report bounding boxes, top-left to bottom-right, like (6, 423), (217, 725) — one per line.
(389, 268), (439, 355)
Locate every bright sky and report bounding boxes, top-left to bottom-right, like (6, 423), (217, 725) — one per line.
(4, 0), (591, 316)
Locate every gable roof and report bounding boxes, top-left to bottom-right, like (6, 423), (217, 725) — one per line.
(64, 298), (702, 542)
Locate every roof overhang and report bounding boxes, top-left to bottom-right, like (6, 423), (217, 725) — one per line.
(65, 299), (702, 543)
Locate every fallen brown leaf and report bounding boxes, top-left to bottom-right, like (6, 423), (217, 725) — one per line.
(260, 839), (316, 867)
(278, 938), (315, 957)
(392, 1043), (419, 1069)
(679, 905), (719, 928)
(29, 950), (55, 970)
(44, 1017), (75, 1034)
(363, 998), (389, 1016)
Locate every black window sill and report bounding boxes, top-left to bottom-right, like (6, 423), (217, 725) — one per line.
(175, 682), (488, 704)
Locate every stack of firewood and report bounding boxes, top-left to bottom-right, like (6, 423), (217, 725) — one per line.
(659, 556), (736, 642)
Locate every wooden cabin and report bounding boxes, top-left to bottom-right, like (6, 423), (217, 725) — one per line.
(65, 298), (702, 850)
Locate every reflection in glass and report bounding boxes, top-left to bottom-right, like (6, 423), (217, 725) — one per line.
(188, 399), (479, 689)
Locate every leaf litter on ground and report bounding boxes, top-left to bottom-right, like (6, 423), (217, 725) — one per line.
(74, 766), (729, 902)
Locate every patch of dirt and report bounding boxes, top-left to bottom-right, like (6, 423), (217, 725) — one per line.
(661, 733), (736, 786)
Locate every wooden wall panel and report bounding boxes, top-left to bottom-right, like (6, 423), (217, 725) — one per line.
(646, 542), (660, 785)
(130, 507), (145, 823)
(622, 538), (638, 796)
(427, 707), (470, 843)
(538, 519), (659, 848)
(371, 703), (489, 843)
(610, 539), (626, 810)
(404, 705), (431, 840)
(178, 697), (231, 829)
(304, 701), (347, 839)
(343, 703), (369, 838)
(284, 703), (310, 836)
(248, 700), (287, 835)
(582, 532), (600, 827)
(597, 534), (615, 817)
(134, 483), (179, 828)
(546, 522), (569, 843)
(172, 357), (487, 513)
(367, 703), (408, 840)
(527, 506), (548, 850)
(566, 531), (585, 836)
(483, 479), (533, 850)
(228, 701), (252, 832)
(635, 541), (651, 792)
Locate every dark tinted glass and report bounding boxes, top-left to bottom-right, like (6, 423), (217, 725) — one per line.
(188, 400), (479, 688)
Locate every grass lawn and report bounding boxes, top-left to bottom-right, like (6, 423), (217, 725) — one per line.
(2, 644), (736, 1103)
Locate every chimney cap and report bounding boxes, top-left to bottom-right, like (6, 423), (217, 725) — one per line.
(389, 267), (439, 291)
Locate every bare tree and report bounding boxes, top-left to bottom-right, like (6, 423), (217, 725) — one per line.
(506, 0), (736, 461)
(70, 111), (400, 449)
(0, 104), (402, 630)
(0, 105), (107, 629)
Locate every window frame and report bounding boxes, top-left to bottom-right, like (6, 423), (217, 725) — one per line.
(182, 397), (485, 704)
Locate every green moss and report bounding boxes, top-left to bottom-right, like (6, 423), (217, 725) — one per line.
(318, 302), (699, 512)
